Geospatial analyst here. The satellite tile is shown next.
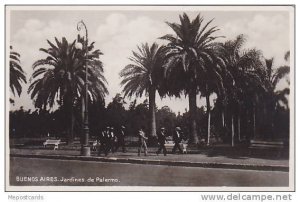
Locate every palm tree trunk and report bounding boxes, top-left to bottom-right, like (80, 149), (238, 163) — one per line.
(43, 105), (47, 138)
(81, 96), (85, 145)
(149, 87), (157, 137)
(253, 105), (256, 139)
(238, 104), (241, 142)
(222, 110), (225, 128)
(189, 88), (199, 144)
(231, 114), (235, 147)
(270, 99), (276, 140)
(64, 96), (73, 145)
(70, 107), (75, 144)
(206, 94), (211, 146)
(67, 97), (74, 144)
(238, 114), (241, 142)
(221, 105), (226, 139)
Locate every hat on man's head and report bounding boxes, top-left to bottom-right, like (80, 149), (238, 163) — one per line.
(175, 127), (181, 131)
(161, 127), (165, 130)
(121, 125), (126, 129)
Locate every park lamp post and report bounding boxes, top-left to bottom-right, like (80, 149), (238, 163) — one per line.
(76, 20), (90, 156)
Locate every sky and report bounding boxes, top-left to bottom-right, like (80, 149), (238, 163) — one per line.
(8, 6), (292, 114)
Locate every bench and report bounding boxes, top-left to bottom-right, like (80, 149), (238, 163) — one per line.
(249, 140), (284, 149)
(164, 141), (188, 154)
(43, 139), (61, 150)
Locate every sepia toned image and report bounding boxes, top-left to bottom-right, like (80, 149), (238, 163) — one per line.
(5, 5), (294, 191)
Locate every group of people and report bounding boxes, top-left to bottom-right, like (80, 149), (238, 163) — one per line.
(138, 126), (187, 156)
(96, 125), (187, 157)
(97, 125), (126, 156)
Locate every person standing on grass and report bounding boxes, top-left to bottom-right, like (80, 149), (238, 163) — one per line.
(138, 127), (148, 156)
(156, 127), (167, 156)
(172, 127), (183, 154)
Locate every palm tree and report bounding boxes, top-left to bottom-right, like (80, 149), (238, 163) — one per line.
(219, 35), (263, 146)
(197, 43), (225, 145)
(264, 56), (290, 107)
(28, 36), (108, 142)
(259, 53), (290, 139)
(10, 46), (26, 97)
(120, 43), (166, 137)
(161, 13), (221, 144)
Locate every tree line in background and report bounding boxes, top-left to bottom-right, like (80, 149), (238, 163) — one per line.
(9, 13), (290, 146)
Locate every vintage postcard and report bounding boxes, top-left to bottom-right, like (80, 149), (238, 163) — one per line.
(5, 5), (295, 191)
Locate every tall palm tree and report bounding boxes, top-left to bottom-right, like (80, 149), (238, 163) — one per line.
(197, 43), (226, 145)
(161, 13), (221, 144)
(28, 36), (108, 142)
(10, 46), (26, 97)
(120, 43), (166, 137)
(259, 53), (290, 138)
(263, 56), (290, 108)
(219, 35), (263, 146)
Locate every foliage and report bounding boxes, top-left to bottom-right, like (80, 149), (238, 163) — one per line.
(161, 12), (222, 144)
(120, 42), (166, 137)
(28, 36), (108, 109)
(120, 43), (166, 97)
(10, 13), (290, 146)
(10, 46), (26, 97)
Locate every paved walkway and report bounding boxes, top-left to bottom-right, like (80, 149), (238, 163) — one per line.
(10, 147), (289, 172)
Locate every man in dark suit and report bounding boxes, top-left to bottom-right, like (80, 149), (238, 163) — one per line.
(172, 127), (183, 154)
(97, 129), (106, 156)
(156, 127), (167, 156)
(103, 126), (111, 156)
(115, 125), (126, 153)
(109, 127), (117, 153)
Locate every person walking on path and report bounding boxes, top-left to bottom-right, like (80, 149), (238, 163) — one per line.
(172, 127), (183, 154)
(138, 127), (148, 156)
(115, 125), (126, 153)
(97, 129), (106, 156)
(103, 126), (111, 156)
(156, 127), (167, 156)
(109, 127), (117, 153)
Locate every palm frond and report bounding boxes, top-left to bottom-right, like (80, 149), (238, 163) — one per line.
(10, 47), (26, 96)
(272, 65), (290, 87)
(29, 37), (107, 109)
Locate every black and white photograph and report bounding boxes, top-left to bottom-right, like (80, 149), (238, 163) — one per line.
(5, 5), (294, 191)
